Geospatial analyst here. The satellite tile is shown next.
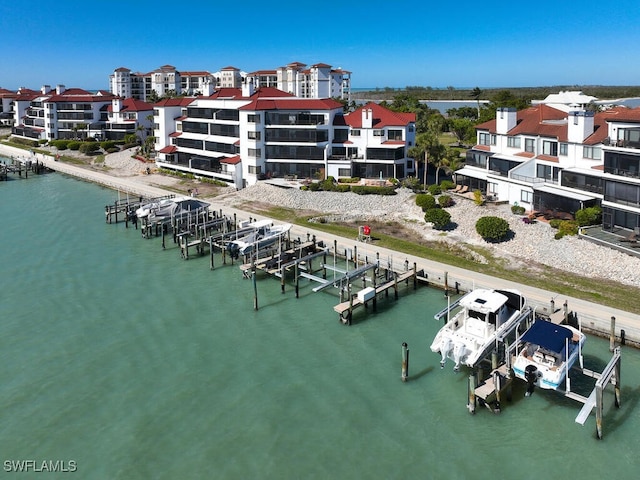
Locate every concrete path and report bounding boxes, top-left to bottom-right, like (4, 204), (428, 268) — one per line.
(3, 143), (638, 345)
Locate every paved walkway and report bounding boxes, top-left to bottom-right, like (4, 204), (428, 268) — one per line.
(3, 143), (638, 345)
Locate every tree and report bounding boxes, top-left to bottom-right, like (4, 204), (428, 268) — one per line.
(448, 118), (475, 144)
(470, 87), (483, 118)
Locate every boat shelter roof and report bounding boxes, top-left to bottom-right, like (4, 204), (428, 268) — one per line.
(460, 288), (507, 314)
(521, 320), (573, 353)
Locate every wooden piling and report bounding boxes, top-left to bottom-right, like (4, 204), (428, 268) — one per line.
(610, 316), (616, 352)
(401, 342), (409, 382)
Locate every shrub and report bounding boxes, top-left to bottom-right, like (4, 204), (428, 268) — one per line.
(319, 178), (337, 191)
(106, 147), (120, 154)
(554, 220), (579, 239)
(424, 208), (451, 229)
(549, 219), (562, 229)
(473, 189), (484, 205)
(438, 194), (453, 208)
(338, 177), (360, 184)
(511, 204), (526, 215)
(415, 193), (437, 211)
(440, 180), (455, 191)
(68, 141), (81, 150)
(79, 142), (100, 154)
(402, 176), (422, 192)
(351, 185), (396, 195)
(51, 139), (69, 150)
(100, 140), (117, 150)
(428, 184), (442, 195)
(335, 184), (351, 193)
(574, 206), (602, 226)
(307, 182), (321, 191)
(476, 216), (510, 242)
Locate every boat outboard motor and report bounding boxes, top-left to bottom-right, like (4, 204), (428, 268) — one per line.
(524, 364), (538, 396)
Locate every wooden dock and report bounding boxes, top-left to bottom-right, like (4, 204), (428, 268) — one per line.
(333, 269), (418, 324)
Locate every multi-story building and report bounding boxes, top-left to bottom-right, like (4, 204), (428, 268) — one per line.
(0, 87), (18, 126)
(463, 103), (640, 234)
(105, 97), (154, 141)
(110, 66), (216, 101)
(154, 86), (414, 189)
(12, 85), (116, 140)
(10, 85), (154, 142)
(600, 109), (640, 232)
(112, 61), (351, 102)
(273, 61), (351, 100)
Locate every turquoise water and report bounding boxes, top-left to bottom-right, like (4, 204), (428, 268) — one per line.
(2, 171), (640, 479)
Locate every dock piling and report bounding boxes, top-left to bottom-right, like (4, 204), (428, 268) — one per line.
(401, 342), (409, 382)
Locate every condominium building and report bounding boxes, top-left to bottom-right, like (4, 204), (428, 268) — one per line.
(12, 85), (119, 140)
(462, 103), (640, 233)
(111, 61), (351, 102)
(154, 86), (413, 189)
(10, 85), (153, 142)
(0, 87), (18, 126)
(110, 65), (216, 101)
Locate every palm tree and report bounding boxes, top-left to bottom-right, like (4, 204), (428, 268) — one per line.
(470, 87), (483, 119)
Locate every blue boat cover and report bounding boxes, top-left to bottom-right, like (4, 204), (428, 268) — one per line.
(521, 320), (573, 353)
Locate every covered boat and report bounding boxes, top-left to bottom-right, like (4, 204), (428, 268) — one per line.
(513, 319), (585, 395)
(430, 288), (527, 371)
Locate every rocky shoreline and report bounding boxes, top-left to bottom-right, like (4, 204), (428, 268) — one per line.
(4, 143), (639, 289)
(216, 183), (640, 289)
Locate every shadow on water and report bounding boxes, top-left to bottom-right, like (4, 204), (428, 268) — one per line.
(408, 366), (435, 381)
(600, 384), (640, 439)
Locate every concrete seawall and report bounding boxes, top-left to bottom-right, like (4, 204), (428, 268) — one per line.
(2, 142), (638, 345)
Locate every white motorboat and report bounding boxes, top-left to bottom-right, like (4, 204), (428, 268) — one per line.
(430, 288), (527, 371)
(146, 197), (210, 223)
(135, 197), (186, 219)
(226, 221), (291, 258)
(512, 319), (585, 395)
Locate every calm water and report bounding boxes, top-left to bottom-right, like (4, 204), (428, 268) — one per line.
(2, 171), (640, 479)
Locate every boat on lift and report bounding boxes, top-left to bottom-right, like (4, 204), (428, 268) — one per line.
(430, 288), (527, 371)
(226, 220), (291, 258)
(512, 319), (585, 395)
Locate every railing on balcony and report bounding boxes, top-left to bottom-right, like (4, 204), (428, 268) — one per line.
(510, 173), (546, 183)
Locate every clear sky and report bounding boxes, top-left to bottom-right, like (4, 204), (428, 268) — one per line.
(2, 0), (639, 91)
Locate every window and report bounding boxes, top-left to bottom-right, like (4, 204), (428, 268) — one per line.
(525, 138), (535, 153)
(338, 168), (350, 177)
(248, 165), (262, 174)
(373, 129), (384, 137)
(248, 131), (261, 141)
(247, 114), (260, 124)
(542, 140), (558, 156)
(488, 182), (498, 194)
(479, 133), (496, 146)
(351, 129), (361, 137)
(248, 148), (261, 157)
(559, 143), (568, 156)
(583, 146), (601, 160)
(521, 190), (533, 203)
(507, 136), (521, 148)
(388, 129), (403, 141)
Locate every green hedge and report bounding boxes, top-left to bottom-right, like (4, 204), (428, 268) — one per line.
(427, 184), (442, 195)
(575, 206), (602, 226)
(350, 185), (397, 195)
(424, 208), (451, 229)
(475, 216), (510, 242)
(438, 195), (453, 208)
(415, 193), (437, 210)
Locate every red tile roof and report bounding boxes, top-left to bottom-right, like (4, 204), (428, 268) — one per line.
(154, 97), (195, 107)
(158, 145), (177, 154)
(382, 140), (406, 145)
(535, 154), (559, 163)
(169, 132), (182, 137)
(345, 102), (415, 128)
(476, 104), (640, 146)
(239, 97), (343, 111)
(221, 155), (241, 165)
(107, 98), (153, 113)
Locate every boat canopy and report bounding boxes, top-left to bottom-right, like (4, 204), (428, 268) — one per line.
(521, 320), (573, 354)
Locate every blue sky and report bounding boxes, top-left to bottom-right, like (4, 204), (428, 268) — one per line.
(2, 0), (639, 91)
